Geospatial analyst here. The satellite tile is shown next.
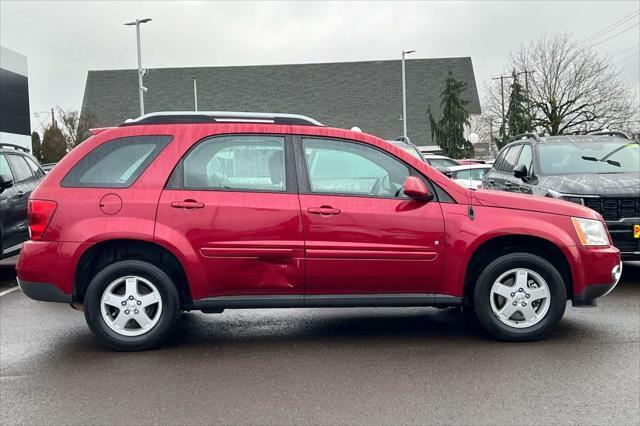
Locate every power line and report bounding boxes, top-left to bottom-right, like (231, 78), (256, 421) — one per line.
(614, 51), (640, 65)
(587, 22), (640, 48)
(610, 43), (640, 58)
(580, 9), (639, 45)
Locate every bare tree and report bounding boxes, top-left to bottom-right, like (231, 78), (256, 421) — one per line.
(56, 107), (96, 150)
(510, 33), (637, 135)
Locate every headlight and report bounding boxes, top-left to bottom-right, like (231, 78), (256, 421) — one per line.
(571, 217), (610, 246)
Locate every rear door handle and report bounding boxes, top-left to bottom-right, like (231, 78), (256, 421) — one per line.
(171, 200), (205, 209)
(308, 206), (341, 216)
(14, 191), (25, 199)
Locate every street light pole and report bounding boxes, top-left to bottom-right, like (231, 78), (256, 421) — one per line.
(401, 49), (415, 139)
(125, 18), (152, 116)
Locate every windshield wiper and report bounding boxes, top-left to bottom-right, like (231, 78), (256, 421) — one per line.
(580, 155), (621, 167)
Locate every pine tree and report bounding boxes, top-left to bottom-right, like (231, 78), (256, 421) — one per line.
(428, 71), (473, 158)
(31, 132), (42, 162)
(505, 72), (532, 139)
(41, 125), (67, 163)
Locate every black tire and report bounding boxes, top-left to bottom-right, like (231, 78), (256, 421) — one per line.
(473, 252), (566, 341)
(84, 260), (180, 351)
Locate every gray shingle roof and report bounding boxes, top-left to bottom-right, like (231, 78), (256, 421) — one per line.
(80, 57), (480, 145)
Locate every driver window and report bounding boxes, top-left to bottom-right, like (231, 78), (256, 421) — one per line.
(515, 144), (533, 175)
(302, 138), (411, 198)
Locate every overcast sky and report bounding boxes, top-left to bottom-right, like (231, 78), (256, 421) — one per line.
(1, 0), (638, 132)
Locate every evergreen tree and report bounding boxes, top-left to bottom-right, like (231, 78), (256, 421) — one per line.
(31, 132), (42, 162)
(505, 72), (532, 139)
(428, 71), (473, 158)
(41, 125), (67, 163)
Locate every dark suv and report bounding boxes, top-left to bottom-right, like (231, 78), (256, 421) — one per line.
(0, 144), (45, 259)
(482, 133), (640, 259)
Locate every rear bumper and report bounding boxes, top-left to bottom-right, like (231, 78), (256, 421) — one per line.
(17, 278), (72, 303)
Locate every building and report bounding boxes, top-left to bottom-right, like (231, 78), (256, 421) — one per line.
(0, 46), (31, 151)
(81, 57), (480, 145)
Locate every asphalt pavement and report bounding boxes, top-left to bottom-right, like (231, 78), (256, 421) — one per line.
(1, 260), (638, 425)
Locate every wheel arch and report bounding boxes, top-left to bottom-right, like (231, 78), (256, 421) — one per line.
(73, 239), (192, 308)
(463, 234), (574, 304)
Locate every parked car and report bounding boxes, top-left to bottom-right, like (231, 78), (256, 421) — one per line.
(482, 132), (640, 260)
(41, 163), (57, 173)
(423, 154), (460, 173)
(446, 164), (492, 190)
(458, 159), (486, 165)
(0, 144), (45, 259)
(17, 112), (621, 350)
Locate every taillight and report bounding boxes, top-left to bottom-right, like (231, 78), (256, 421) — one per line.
(28, 200), (57, 241)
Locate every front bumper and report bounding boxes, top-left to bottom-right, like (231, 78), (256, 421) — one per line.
(607, 219), (640, 260)
(573, 261), (623, 307)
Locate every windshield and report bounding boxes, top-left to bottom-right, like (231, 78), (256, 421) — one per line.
(538, 140), (640, 175)
(399, 145), (423, 160)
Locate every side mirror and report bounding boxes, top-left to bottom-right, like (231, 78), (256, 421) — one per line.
(513, 164), (528, 180)
(403, 176), (433, 201)
(0, 174), (13, 193)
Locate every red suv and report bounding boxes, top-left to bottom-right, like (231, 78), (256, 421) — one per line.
(17, 112), (622, 350)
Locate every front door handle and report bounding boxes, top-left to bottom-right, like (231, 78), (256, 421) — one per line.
(171, 199), (205, 209)
(308, 206), (341, 216)
(13, 191), (25, 199)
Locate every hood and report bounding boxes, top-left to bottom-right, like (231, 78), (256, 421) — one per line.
(473, 189), (600, 220)
(537, 172), (640, 197)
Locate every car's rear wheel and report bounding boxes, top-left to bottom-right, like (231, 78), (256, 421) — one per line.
(473, 253), (566, 341)
(84, 260), (180, 351)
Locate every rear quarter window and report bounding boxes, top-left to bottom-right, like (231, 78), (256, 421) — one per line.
(61, 135), (172, 188)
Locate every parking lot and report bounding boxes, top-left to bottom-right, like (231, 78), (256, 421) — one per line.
(0, 258), (638, 425)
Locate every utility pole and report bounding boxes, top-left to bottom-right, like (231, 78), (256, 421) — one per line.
(193, 77), (198, 111)
(50, 108), (56, 128)
(401, 49), (415, 139)
(125, 18), (152, 116)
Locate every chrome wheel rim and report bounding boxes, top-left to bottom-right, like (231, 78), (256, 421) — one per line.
(100, 276), (163, 337)
(490, 268), (551, 329)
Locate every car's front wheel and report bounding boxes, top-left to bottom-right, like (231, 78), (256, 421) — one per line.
(84, 260), (180, 351)
(473, 253), (567, 341)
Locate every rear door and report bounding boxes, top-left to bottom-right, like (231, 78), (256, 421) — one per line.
(155, 134), (305, 300)
(296, 137), (446, 295)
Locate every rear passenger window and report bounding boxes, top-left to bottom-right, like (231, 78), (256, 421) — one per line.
(24, 157), (44, 179)
(169, 135), (286, 192)
(62, 136), (172, 188)
(6, 154), (34, 183)
(0, 155), (12, 179)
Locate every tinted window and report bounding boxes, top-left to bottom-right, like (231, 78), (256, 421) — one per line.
(6, 154), (34, 183)
(62, 136), (171, 188)
(173, 135), (286, 192)
(538, 140), (640, 175)
(515, 144), (533, 175)
(24, 156), (44, 179)
(453, 168), (490, 181)
(497, 145), (522, 172)
(0, 154), (12, 179)
(303, 138), (410, 197)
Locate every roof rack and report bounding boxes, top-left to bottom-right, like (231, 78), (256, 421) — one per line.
(590, 131), (629, 139)
(507, 133), (540, 143)
(120, 111), (324, 127)
(0, 143), (30, 153)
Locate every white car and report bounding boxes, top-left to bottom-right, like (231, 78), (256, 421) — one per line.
(446, 164), (492, 190)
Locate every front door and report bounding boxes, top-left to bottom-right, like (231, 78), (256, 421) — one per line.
(296, 137), (446, 295)
(155, 134), (304, 300)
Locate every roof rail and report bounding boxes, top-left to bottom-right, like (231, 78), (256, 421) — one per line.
(120, 111), (324, 127)
(590, 131), (629, 139)
(0, 143), (30, 153)
(507, 133), (540, 143)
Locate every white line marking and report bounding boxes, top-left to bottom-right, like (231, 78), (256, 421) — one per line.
(0, 286), (20, 297)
